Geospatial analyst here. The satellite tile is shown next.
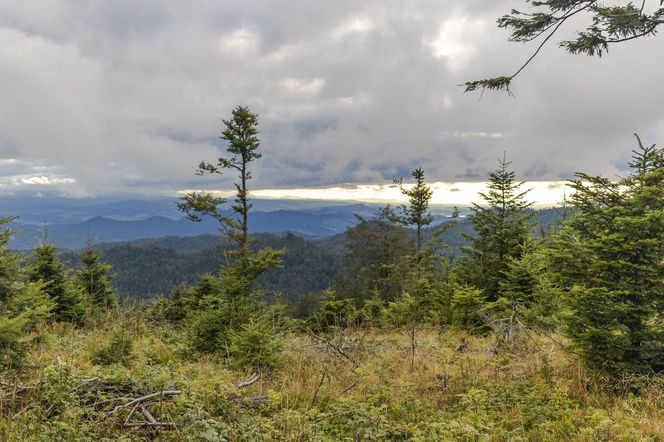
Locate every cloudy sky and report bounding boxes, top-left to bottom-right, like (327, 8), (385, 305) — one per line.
(0, 0), (662, 200)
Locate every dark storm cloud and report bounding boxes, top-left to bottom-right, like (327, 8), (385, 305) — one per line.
(0, 0), (661, 196)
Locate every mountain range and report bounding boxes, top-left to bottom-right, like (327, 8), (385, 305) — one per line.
(4, 196), (460, 249)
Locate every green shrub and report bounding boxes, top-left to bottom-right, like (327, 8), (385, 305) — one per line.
(0, 217), (54, 367)
(451, 284), (486, 332)
(315, 292), (358, 330)
(228, 317), (282, 372)
(92, 329), (135, 366)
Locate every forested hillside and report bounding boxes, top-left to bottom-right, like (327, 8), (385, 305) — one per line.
(58, 208), (560, 300)
(65, 232), (343, 301)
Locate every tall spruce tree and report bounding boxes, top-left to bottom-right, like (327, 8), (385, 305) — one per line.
(175, 106), (283, 357)
(178, 105), (261, 260)
(548, 135), (664, 375)
(396, 167), (434, 271)
(76, 238), (117, 308)
(462, 155), (535, 301)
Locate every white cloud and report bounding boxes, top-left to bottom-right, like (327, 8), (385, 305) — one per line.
(218, 28), (259, 57)
(0, 0), (661, 198)
(332, 15), (375, 40)
(18, 175), (76, 185)
(427, 16), (486, 72)
(339, 93), (371, 107)
(280, 77), (326, 96)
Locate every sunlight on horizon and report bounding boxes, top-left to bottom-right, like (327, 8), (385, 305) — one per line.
(179, 181), (571, 208)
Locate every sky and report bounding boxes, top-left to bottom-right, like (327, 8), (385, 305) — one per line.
(0, 0), (662, 203)
(180, 181), (570, 208)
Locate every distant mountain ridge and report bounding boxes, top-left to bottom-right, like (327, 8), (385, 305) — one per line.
(8, 206), (455, 249)
(53, 208), (563, 300)
(4, 195), (553, 250)
(8, 211), (350, 249)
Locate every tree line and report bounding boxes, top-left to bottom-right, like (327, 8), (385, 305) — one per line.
(2, 106), (663, 380)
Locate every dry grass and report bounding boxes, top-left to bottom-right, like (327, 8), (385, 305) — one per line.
(2, 309), (664, 441)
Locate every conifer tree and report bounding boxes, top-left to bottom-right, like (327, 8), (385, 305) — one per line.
(0, 218), (53, 365)
(178, 105), (261, 260)
(178, 106), (282, 283)
(461, 155), (535, 301)
(396, 167), (434, 271)
(29, 241), (87, 323)
(76, 238), (117, 308)
(548, 135), (664, 374)
(176, 106), (283, 357)
(466, 1), (664, 93)
(336, 206), (414, 302)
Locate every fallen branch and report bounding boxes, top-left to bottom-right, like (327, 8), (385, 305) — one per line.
(109, 390), (181, 415)
(124, 422), (177, 428)
(310, 371), (327, 406)
(124, 404), (140, 426)
(237, 373), (260, 388)
(0, 380), (36, 393)
(334, 375), (362, 400)
(91, 396), (131, 408)
(140, 406), (157, 424)
(307, 330), (356, 366)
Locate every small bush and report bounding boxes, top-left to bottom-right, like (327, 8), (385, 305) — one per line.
(228, 317), (282, 372)
(92, 329), (135, 366)
(451, 284), (486, 332)
(315, 294), (357, 330)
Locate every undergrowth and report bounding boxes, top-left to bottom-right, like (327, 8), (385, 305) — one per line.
(1, 307), (663, 441)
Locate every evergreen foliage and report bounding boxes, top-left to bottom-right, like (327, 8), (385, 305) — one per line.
(396, 168), (434, 269)
(92, 328), (135, 366)
(178, 105), (261, 260)
(0, 217), (53, 367)
(335, 207), (413, 302)
(461, 155), (535, 301)
(466, 1), (664, 93)
(5, 134), (664, 438)
(75, 238), (117, 309)
(450, 284), (486, 331)
(172, 106), (283, 361)
(495, 247), (560, 331)
(28, 241), (87, 324)
(548, 135), (664, 375)
(228, 317), (282, 372)
(183, 250), (281, 354)
(314, 290), (358, 330)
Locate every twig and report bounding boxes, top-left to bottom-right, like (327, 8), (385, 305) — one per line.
(333, 375), (362, 400)
(237, 373), (260, 388)
(91, 396), (131, 407)
(124, 422), (177, 428)
(124, 404), (140, 426)
(81, 377), (100, 384)
(307, 330), (355, 366)
(140, 406), (158, 424)
(0, 380), (36, 392)
(109, 390), (181, 415)
(310, 371), (327, 406)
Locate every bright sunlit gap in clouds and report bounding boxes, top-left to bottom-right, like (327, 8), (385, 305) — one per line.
(179, 181), (570, 208)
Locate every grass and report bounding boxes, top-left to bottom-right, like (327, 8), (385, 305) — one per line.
(1, 307), (664, 441)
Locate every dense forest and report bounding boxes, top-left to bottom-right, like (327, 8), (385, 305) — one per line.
(56, 208), (559, 300)
(2, 106), (663, 441)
